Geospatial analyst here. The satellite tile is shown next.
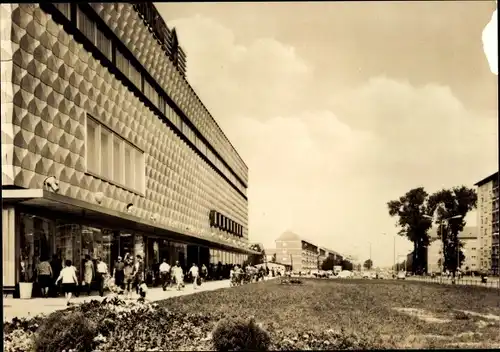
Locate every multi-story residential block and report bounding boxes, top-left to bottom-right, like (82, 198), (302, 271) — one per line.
(426, 227), (479, 273)
(1, 3), (256, 294)
(273, 231), (342, 272)
(475, 172), (499, 274)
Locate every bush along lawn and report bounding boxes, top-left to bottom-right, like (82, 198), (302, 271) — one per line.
(3, 296), (215, 352)
(4, 279), (500, 351)
(3, 295), (392, 351)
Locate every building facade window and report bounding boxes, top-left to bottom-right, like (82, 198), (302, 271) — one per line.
(85, 115), (145, 194)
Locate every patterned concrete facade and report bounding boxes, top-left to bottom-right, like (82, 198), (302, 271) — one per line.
(90, 3), (248, 186)
(1, 3), (249, 252)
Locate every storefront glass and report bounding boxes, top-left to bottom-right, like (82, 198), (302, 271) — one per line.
(134, 234), (145, 258)
(55, 223), (82, 277)
(19, 214), (56, 282)
(119, 232), (134, 258)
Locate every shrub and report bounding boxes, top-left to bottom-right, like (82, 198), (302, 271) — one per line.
(454, 311), (470, 320)
(33, 311), (98, 352)
(212, 316), (271, 351)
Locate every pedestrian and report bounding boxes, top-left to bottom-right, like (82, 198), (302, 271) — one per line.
(201, 264), (208, 282)
(83, 255), (94, 296)
(55, 260), (79, 306)
(189, 263), (200, 289)
(36, 256), (53, 298)
(123, 255), (136, 300)
(95, 257), (108, 297)
(172, 261), (184, 291)
(113, 256), (125, 294)
(134, 255), (144, 294)
(49, 254), (62, 297)
(139, 281), (148, 299)
(159, 258), (171, 291)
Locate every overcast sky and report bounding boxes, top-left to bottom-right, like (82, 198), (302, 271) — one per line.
(156, 1), (498, 267)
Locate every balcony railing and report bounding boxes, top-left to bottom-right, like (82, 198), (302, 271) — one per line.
(132, 2), (187, 76)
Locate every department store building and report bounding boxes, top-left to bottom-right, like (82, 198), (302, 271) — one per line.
(1, 3), (256, 292)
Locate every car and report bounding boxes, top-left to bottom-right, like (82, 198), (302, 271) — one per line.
(338, 270), (353, 279)
(397, 271), (406, 280)
(362, 272), (372, 279)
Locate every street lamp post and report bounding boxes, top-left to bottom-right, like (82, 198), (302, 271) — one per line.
(424, 214), (463, 283)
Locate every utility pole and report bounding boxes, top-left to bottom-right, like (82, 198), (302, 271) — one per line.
(393, 236), (396, 276)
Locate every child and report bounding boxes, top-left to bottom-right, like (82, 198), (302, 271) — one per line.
(55, 260), (79, 306)
(139, 281), (148, 299)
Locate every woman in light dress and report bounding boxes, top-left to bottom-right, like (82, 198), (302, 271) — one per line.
(83, 255), (94, 296)
(172, 261), (184, 291)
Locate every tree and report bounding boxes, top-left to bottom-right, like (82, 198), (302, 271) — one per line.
(247, 243), (266, 266)
(341, 259), (353, 271)
(321, 256), (335, 271)
(427, 186), (477, 276)
(387, 187), (433, 274)
(363, 259), (373, 270)
(270, 253), (276, 263)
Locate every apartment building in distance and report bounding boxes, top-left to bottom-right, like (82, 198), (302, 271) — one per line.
(475, 172), (499, 274)
(273, 231), (342, 272)
(426, 226), (479, 273)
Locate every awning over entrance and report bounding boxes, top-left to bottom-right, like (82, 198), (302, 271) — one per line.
(2, 189), (259, 255)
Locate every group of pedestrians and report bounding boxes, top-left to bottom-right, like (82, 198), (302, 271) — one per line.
(156, 259), (207, 291)
(50, 256), (108, 306)
(34, 252), (225, 305)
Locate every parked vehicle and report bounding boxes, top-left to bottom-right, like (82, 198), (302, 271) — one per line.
(362, 272), (372, 279)
(397, 271), (406, 280)
(338, 270), (353, 279)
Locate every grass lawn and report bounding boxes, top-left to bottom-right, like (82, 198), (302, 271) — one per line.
(159, 278), (500, 349)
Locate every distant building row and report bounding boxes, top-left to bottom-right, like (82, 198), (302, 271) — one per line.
(264, 231), (343, 272)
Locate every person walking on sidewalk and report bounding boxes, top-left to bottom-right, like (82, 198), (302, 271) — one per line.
(201, 264), (208, 283)
(83, 255), (94, 296)
(134, 255), (145, 295)
(159, 258), (171, 291)
(113, 256), (125, 294)
(123, 255), (136, 300)
(36, 257), (53, 298)
(55, 260), (79, 306)
(95, 257), (108, 297)
(172, 261), (184, 291)
(189, 263), (200, 290)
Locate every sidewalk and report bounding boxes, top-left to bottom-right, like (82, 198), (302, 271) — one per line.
(406, 276), (500, 289)
(3, 279), (232, 322)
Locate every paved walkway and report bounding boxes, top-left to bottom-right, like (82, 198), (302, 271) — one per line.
(3, 279), (235, 322)
(407, 276), (500, 289)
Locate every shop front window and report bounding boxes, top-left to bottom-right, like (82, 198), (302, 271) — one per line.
(135, 234), (145, 259)
(19, 214), (56, 283)
(120, 232), (134, 258)
(55, 224), (82, 277)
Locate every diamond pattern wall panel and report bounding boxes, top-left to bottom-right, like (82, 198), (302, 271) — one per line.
(1, 4), (17, 185)
(91, 3), (248, 185)
(4, 4), (249, 244)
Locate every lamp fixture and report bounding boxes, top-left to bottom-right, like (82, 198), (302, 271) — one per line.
(126, 203), (134, 213)
(94, 192), (104, 204)
(43, 176), (60, 193)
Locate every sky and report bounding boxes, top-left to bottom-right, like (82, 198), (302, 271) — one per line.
(156, 1), (498, 267)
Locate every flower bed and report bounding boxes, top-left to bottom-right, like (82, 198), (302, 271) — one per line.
(3, 293), (389, 351)
(3, 295), (215, 352)
(5, 279), (500, 351)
